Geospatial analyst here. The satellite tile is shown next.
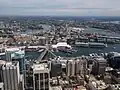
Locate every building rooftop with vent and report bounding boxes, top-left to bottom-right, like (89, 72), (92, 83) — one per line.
(32, 62), (50, 74)
(1, 61), (19, 67)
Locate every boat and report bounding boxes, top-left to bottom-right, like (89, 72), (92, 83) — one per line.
(113, 47), (116, 49)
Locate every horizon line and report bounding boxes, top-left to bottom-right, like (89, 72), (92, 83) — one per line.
(0, 15), (120, 17)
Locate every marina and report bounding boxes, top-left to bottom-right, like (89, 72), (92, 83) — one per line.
(54, 44), (120, 57)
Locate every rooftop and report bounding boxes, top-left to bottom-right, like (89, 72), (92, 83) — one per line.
(2, 61), (18, 68)
(33, 63), (47, 70)
(0, 60), (6, 65)
(51, 86), (62, 90)
(89, 75), (108, 90)
(0, 82), (3, 88)
(52, 42), (71, 48)
(33, 62), (49, 73)
(5, 47), (20, 52)
(108, 52), (120, 57)
(113, 52), (120, 57)
(94, 57), (107, 62)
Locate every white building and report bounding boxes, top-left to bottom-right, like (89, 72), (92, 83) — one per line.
(66, 58), (87, 77)
(72, 27), (84, 33)
(52, 42), (72, 49)
(0, 61), (20, 90)
(66, 60), (76, 76)
(33, 62), (50, 90)
(75, 59), (84, 75)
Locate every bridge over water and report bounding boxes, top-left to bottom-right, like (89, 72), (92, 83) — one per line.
(37, 45), (57, 61)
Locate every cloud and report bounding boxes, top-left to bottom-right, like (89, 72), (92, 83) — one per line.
(0, 0), (120, 16)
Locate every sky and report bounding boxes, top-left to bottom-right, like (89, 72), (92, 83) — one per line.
(0, 0), (120, 16)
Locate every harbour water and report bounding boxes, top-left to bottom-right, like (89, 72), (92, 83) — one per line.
(24, 27), (120, 59)
(54, 44), (120, 57)
(84, 28), (120, 37)
(23, 43), (120, 59)
(2, 26), (119, 60)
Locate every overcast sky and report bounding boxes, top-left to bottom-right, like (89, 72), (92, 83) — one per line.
(0, 0), (120, 16)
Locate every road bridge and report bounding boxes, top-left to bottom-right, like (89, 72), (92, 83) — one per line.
(37, 48), (57, 61)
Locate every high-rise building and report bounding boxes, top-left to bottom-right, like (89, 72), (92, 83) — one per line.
(75, 59), (84, 75)
(107, 52), (120, 69)
(0, 61), (20, 90)
(66, 58), (88, 77)
(33, 62), (50, 90)
(5, 48), (25, 73)
(50, 61), (62, 77)
(24, 61), (33, 90)
(24, 60), (50, 90)
(92, 57), (107, 75)
(66, 60), (75, 76)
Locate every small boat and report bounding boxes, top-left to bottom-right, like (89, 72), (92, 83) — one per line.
(113, 47), (116, 49)
(89, 54), (93, 57)
(72, 49), (78, 52)
(98, 49), (101, 52)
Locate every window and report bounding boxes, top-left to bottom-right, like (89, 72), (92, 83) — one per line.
(40, 81), (44, 88)
(40, 73), (43, 80)
(35, 74), (39, 80)
(45, 73), (48, 79)
(45, 88), (49, 90)
(45, 81), (49, 88)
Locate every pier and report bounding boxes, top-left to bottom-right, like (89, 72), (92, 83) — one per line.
(26, 46), (46, 49)
(72, 36), (120, 44)
(97, 36), (120, 43)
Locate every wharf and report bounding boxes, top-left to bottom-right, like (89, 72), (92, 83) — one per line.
(67, 36), (120, 44)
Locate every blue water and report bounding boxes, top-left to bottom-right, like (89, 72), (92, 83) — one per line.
(20, 44), (120, 59)
(54, 44), (120, 57)
(84, 28), (120, 37)
(25, 51), (41, 60)
(24, 27), (120, 58)
(3, 26), (120, 59)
